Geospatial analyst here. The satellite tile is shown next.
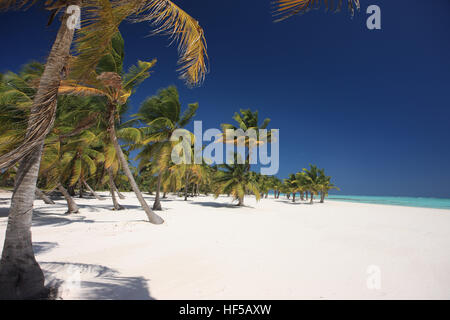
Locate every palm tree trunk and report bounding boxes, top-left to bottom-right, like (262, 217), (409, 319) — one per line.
(82, 179), (104, 201)
(45, 185), (58, 196)
(305, 191), (309, 200)
(191, 183), (195, 197)
(108, 105), (163, 224)
(108, 168), (124, 210)
(300, 192), (304, 201)
(184, 171), (190, 201)
(287, 193), (290, 200)
(162, 191), (167, 198)
(112, 180), (125, 199)
(237, 197), (244, 206)
(78, 180), (83, 198)
(292, 192), (296, 203)
(0, 7), (78, 299)
(310, 193), (314, 204)
(35, 188), (55, 204)
(320, 192), (325, 203)
(57, 183), (79, 214)
(153, 172), (162, 211)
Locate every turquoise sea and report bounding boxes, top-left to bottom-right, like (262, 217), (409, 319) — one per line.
(326, 195), (450, 210)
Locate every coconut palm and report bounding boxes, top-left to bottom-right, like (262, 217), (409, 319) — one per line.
(0, 0), (208, 298)
(269, 176), (282, 199)
(214, 154), (261, 206)
(221, 109), (271, 171)
(302, 164), (322, 204)
(285, 174), (299, 203)
(132, 86), (198, 209)
(57, 31), (165, 223)
(317, 168), (339, 203)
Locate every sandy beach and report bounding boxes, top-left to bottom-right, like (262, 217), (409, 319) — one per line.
(1, 191), (449, 300)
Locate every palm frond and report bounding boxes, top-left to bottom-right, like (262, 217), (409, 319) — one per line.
(129, 0), (208, 86)
(122, 59), (157, 91)
(273, 0), (360, 22)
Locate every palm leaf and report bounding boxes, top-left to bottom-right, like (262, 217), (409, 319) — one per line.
(129, 0), (208, 86)
(273, 0), (360, 22)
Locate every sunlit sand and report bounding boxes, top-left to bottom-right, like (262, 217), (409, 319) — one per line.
(1, 191), (449, 300)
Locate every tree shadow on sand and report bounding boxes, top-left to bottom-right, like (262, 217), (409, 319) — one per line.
(33, 241), (59, 255)
(0, 207), (9, 218)
(191, 201), (241, 209)
(41, 261), (154, 300)
(32, 210), (96, 227)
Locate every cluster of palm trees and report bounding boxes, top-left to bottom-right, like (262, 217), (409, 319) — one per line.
(0, 0), (357, 300)
(0, 58), (338, 211)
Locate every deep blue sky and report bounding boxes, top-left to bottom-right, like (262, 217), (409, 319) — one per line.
(1, 0), (449, 197)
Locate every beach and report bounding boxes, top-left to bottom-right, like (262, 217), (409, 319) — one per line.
(1, 191), (449, 300)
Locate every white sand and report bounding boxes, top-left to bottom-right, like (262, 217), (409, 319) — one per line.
(1, 191), (450, 300)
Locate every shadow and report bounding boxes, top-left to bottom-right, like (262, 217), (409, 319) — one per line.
(33, 242), (59, 255)
(32, 211), (95, 227)
(191, 201), (240, 209)
(0, 207), (9, 218)
(41, 261), (154, 300)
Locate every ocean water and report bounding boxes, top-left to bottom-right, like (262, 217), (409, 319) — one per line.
(326, 195), (450, 210)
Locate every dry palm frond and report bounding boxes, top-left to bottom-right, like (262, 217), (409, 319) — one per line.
(127, 0), (208, 86)
(97, 71), (122, 89)
(273, 0), (360, 22)
(70, 0), (132, 81)
(58, 82), (108, 97)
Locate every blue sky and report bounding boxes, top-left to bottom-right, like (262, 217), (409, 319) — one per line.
(1, 0), (449, 197)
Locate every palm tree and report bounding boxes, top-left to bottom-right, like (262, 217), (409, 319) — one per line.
(317, 168), (339, 203)
(0, 0), (208, 298)
(58, 31), (165, 223)
(221, 109), (271, 171)
(132, 86), (198, 210)
(214, 154), (261, 206)
(285, 174), (299, 203)
(302, 164), (322, 204)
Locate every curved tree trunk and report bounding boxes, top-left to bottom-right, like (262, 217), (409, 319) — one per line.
(237, 197), (244, 206)
(78, 180), (83, 198)
(162, 191), (167, 199)
(112, 180), (125, 199)
(57, 183), (79, 214)
(0, 8), (77, 299)
(152, 172), (162, 211)
(82, 179), (104, 201)
(108, 105), (163, 224)
(35, 188), (55, 205)
(108, 168), (124, 211)
(184, 171), (190, 201)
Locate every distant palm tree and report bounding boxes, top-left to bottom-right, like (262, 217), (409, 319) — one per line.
(221, 109), (271, 171)
(302, 164), (322, 204)
(132, 86), (198, 209)
(214, 154), (261, 206)
(317, 168), (339, 203)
